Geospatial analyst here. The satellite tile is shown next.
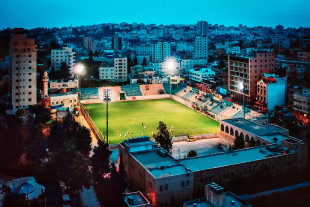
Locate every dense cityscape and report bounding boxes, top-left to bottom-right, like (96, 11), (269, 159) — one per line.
(0, 1), (310, 207)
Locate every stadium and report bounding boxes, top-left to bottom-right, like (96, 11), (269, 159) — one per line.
(79, 81), (261, 144)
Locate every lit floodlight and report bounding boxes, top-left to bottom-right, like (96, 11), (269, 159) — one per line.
(75, 63), (84, 75)
(239, 82), (244, 90)
(164, 57), (177, 75)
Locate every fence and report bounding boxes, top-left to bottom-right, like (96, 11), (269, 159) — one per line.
(80, 103), (104, 142)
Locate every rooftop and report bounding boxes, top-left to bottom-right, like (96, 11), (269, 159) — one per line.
(179, 146), (290, 172)
(132, 149), (189, 178)
(222, 118), (288, 137)
(124, 191), (150, 207)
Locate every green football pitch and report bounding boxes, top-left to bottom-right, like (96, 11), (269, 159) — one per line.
(83, 99), (219, 144)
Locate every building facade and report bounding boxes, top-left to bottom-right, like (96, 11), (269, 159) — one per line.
(189, 68), (215, 83)
(112, 34), (122, 50)
(10, 28), (37, 112)
(255, 74), (287, 112)
(51, 47), (75, 77)
(99, 58), (127, 82)
(194, 36), (208, 60)
(152, 42), (171, 63)
(196, 21), (209, 37)
(228, 53), (276, 104)
(83, 37), (97, 53)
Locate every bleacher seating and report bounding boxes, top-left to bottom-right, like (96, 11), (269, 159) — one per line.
(163, 82), (187, 95)
(140, 84), (165, 96)
(210, 102), (229, 115)
(121, 84), (142, 96)
(231, 110), (244, 118)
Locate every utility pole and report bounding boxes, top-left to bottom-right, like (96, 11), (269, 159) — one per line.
(103, 89), (111, 143)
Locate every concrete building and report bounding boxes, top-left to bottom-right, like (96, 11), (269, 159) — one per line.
(228, 53), (276, 104)
(10, 28), (37, 112)
(83, 37), (97, 53)
(120, 119), (306, 207)
(50, 92), (78, 111)
(196, 21), (209, 37)
(293, 87), (310, 115)
(51, 47), (75, 77)
(99, 58), (127, 82)
(297, 52), (310, 62)
(194, 36), (208, 60)
(49, 78), (79, 92)
(99, 66), (115, 80)
(181, 59), (208, 74)
(184, 183), (251, 207)
(255, 74), (287, 112)
(124, 192), (151, 207)
(152, 42), (171, 63)
(112, 34), (122, 50)
(189, 68), (215, 83)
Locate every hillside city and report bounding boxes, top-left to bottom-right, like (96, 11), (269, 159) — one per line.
(0, 20), (310, 207)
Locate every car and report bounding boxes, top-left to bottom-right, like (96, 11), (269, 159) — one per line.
(187, 136), (196, 142)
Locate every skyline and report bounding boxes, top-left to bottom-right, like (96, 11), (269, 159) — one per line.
(1, 0), (310, 30)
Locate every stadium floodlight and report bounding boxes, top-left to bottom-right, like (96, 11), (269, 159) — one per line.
(239, 82), (246, 118)
(164, 57), (178, 98)
(74, 63), (85, 88)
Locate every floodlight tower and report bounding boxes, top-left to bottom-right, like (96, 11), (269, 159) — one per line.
(164, 57), (178, 98)
(239, 82), (245, 118)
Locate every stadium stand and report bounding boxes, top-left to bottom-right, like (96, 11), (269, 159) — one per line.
(121, 84), (142, 96)
(163, 82), (187, 95)
(210, 102), (229, 115)
(140, 84), (165, 96)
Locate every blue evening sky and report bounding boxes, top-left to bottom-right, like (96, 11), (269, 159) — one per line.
(0, 0), (309, 29)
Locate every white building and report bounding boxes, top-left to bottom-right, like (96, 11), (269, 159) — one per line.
(99, 67), (115, 80)
(194, 36), (208, 60)
(152, 42), (170, 63)
(189, 68), (215, 83)
(51, 47), (75, 77)
(49, 78), (79, 90)
(99, 58), (128, 82)
(256, 74), (287, 112)
(181, 59), (208, 74)
(10, 28), (37, 112)
(50, 93), (78, 110)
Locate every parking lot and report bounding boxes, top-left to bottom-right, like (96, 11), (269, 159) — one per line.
(171, 138), (223, 159)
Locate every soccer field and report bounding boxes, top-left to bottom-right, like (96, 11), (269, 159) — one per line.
(83, 99), (219, 144)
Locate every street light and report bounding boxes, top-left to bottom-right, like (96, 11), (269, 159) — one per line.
(239, 82), (245, 118)
(164, 57), (178, 98)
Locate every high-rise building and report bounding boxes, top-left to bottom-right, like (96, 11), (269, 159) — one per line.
(196, 21), (209, 37)
(194, 36), (208, 59)
(10, 28), (37, 112)
(83, 37), (97, 53)
(152, 42), (170, 63)
(51, 47), (75, 77)
(112, 34), (122, 50)
(228, 53), (276, 104)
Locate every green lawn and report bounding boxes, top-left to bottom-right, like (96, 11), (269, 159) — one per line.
(83, 99), (219, 144)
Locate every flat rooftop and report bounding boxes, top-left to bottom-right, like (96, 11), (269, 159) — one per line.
(180, 146), (288, 172)
(132, 149), (189, 178)
(125, 191), (150, 207)
(222, 118), (288, 136)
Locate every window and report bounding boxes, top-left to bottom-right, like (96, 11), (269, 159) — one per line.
(165, 184), (168, 190)
(186, 180), (190, 186)
(28, 98), (32, 101)
(160, 185), (163, 191)
(28, 92), (32, 94)
(29, 85), (32, 88)
(181, 181), (185, 187)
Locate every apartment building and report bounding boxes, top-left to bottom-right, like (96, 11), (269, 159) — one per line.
(228, 53), (276, 104)
(99, 58), (127, 82)
(51, 47), (75, 76)
(83, 37), (97, 53)
(194, 36), (208, 59)
(152, 42), (171, 63)
(10, 28), (37, 112)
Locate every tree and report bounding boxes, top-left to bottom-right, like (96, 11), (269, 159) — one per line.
(38, 144), (91, 191)
(273, 137), (278, 144)
(133, 55), (138, 65)
(233, 135), (245, 150)
(90, 139), (112, 181)
(48, 114), (92, 157)
(0, 115), (23, 171)
(142, 57), (147, 66)
(23, 125), (47, 161)
(153, 121), (172, 153)
(29, 104), (51, 125)
(187, 150), (197, 157)
(60, 62), (70, 79)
